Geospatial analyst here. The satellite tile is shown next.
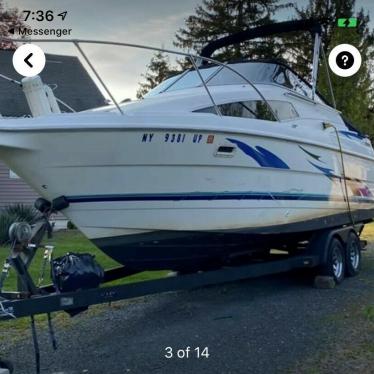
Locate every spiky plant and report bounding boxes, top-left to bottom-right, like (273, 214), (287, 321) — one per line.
(0, 204), (40, 244)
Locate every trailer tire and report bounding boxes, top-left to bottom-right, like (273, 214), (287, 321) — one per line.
(320, 237), (345, 284)
(345, 232), (361, 277)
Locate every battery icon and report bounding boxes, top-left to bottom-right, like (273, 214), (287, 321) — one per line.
(338, 18), (358, 27)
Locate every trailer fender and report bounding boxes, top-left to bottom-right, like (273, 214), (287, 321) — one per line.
(307, 226), (359, 266)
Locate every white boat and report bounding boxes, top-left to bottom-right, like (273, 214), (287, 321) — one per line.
(0, 20), (373, 271)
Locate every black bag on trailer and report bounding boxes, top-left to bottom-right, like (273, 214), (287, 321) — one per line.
(51, 253), (104, 293)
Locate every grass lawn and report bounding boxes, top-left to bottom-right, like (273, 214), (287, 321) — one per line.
(0, 229), (168, 339)
(0, 229), (168, 291)
(361, 221), (374, 241)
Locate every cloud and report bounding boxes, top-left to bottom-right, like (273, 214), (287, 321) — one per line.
(74, 12), (188, 100)
(6, 0), (198, 100)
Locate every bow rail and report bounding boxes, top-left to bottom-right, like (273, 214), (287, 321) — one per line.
(0, 37), (280, 121)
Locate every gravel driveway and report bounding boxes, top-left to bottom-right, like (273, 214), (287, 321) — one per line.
(2, 250), (374, 374)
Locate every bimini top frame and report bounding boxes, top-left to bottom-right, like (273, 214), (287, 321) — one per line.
(201, 19), (323, 101)
(0, 36), (280, 121)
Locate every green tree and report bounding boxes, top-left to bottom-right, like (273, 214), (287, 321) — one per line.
(174, 0), (292, 61)
(286, 0), (356, 78)
(137, 0), (292, 96)
(318, 26), (374, 137)
(0, 0), (28, 49)
(292, 0), (374, 137)
(136, 51), (176, 99)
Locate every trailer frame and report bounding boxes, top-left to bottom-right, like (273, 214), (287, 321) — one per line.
(0, 210), (365, 374)
(0, 221), (364, 321)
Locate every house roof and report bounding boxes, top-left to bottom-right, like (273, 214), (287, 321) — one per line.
(0, 50), (107, 116)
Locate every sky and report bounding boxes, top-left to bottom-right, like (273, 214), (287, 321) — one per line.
(4, 0), (374, 102)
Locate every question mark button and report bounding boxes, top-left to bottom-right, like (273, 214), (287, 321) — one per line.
(328, 44), (361, 77)
(336, 51), (354, 69)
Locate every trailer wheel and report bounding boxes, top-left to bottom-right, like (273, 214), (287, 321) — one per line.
(345, 232), (361, 277)
(320, 238), (345, 284)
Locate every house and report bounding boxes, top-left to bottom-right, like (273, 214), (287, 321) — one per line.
(0, 50), (107, 210)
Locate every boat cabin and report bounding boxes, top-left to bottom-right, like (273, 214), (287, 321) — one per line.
(146, 60), (323, 104)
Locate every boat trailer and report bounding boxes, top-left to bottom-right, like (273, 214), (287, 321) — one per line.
(0, 200), (365, 373)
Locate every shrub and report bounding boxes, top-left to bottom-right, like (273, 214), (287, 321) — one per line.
(3, 204), (39, 223)
(0, 204), (40, 244)
(67, 220), (77, 230)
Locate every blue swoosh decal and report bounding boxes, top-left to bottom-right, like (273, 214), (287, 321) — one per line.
(298, 145), (324, 163)
(227, 138), (289, 169)
(339, 130), (365, 141)
(308, 161), (338, 179)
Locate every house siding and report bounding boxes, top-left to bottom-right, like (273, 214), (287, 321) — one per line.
(0, 162), (38, 209)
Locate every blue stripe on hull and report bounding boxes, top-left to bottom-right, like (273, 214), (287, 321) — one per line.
(65, 192), (374, 204)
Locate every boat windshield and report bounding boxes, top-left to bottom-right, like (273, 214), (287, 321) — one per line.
(145, 61), (320, 101)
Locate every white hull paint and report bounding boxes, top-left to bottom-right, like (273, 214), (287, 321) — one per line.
(0, 111), (373, 242)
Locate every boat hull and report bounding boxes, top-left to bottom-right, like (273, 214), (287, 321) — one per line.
(0, 115), (373, 270)
(94, 208), (374, 270)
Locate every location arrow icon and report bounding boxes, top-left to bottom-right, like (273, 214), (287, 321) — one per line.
(24, 53), (33, 68)
(8, 28), (15, 35)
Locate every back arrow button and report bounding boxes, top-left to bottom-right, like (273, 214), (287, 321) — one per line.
(24, 53), (33, 68)
(13, 44), (46, 77)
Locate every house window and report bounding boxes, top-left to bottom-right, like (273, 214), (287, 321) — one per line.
(9, 169), (20, 179)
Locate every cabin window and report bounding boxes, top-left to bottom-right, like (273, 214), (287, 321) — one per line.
(195, 100), (275, 121)
(195, 100), (298, 121)
(146, 61), (324, 103)
(269, 101), (299, 120)
(143, 74), (180, 97)
(166, 67), (219, 93)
